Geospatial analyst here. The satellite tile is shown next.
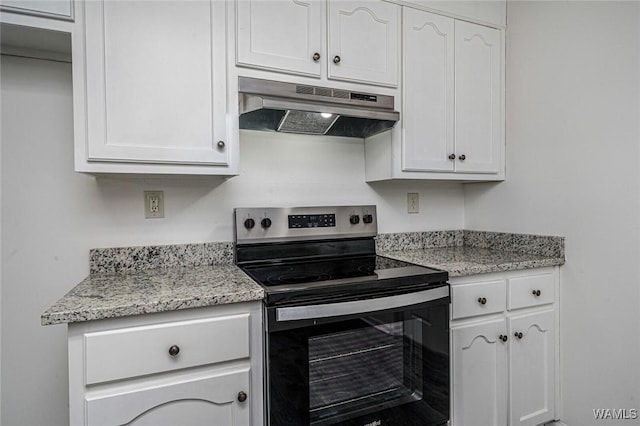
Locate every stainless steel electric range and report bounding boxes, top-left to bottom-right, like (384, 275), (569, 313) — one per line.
(234, 206), (450, 426)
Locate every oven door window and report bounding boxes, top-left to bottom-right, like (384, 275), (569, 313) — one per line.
(267, 303), (449, 426)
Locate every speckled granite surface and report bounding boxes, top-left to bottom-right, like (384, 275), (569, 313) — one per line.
(378, 230), (565, 277)
(41, 265), (263, 326)
(89, 242), (233, 274)
(43, 230), (564, 325)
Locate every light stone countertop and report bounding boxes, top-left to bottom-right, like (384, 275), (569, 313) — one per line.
(378, 246), (565, 277)
(41, 264), (264, 326)
(42, 231), (564, 326)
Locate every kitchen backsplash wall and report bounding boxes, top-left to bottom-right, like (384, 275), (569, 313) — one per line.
(1, 55), (465, 426)
(89, 230), (564, 275)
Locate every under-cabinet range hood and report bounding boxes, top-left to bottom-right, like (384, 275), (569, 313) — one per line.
(238, 77), (400, 138)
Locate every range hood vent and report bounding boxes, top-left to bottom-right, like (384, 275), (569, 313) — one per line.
(238, 77), (399, 139)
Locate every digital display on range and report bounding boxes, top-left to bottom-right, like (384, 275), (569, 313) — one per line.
(288, 214), (335, 228)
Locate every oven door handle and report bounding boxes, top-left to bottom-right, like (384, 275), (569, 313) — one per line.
(275, 286), (449, 322)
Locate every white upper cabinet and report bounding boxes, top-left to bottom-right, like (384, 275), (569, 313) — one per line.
(454, 19), (502, 174)
(403, 0), (506, 27)
(402, 8), (454, 172)
(74, 0), (236, 175)
(327, 0), (399, 87)
(0, 0), (73, 20)
(365, 7), (504, 182)
(235, 0), (399, 87)
(236, 0), (323, 77)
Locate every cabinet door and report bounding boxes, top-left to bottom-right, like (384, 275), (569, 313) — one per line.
(452, 318), (507, 426)
(327, 0), (399, 86)
(236, 0), (322, 76)
(401, 8), (454, 172)
(83, 0), (228, 165)
(86, 368), (250, 426)
(508, 309), (555, 426)
(454, 20), (501, 173)
(0, 0), (73, 19)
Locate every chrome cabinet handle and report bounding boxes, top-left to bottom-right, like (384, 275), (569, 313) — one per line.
(237, 391), (247, 402)
(313, 52), (321, 62)
(532, 289), (541, 296)
(333, 55), (341, 64)
(514, 331), (523, 339)
(217, 140), (225, 149)
(478, 297), (487, 305)
(168, 345), (180, 357)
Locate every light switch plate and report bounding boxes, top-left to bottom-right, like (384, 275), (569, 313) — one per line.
(407, 193), (419, 214)
(144, 191), (164, 219)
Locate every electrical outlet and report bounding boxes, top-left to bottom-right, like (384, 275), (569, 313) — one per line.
(407, 193), (419, 214)
(144, 191), (164, 219)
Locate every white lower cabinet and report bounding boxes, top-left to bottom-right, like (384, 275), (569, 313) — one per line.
(452, 318), (507, 426)
(509, 310), (555, 426)
(450, 268), (559, 426)
(85, 368), (250, 426)
(67, 302), (263, 426)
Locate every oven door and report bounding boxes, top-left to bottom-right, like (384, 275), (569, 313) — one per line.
(265, 286), (450, 426)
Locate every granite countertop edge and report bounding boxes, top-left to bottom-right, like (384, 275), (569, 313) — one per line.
(43, 238), (565, 326)
(378, 249), (565, 278)
(41, 265), (265, 326)
(40, 288), (265, 326)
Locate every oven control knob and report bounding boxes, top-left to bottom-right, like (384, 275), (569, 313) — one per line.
(261, 218), (272, 228)
(244, 218), (255, 229)
(362, 214), (373, 224)
(349, 215), (360, 225)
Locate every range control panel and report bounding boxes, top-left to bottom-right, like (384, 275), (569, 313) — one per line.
(235, 206), (377, 244)
(288, 214), (336, 228)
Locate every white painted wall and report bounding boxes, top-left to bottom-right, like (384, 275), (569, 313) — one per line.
(464, 2), (640, 425)
(0, 54), (464, 426)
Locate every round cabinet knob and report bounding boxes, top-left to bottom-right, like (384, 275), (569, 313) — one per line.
(312, 52), (321, 62)
(244, 218), (255, 229)
(237, 391), (247, 402)
(349, 215), (360, 225)
(362, 214), (373, 224)
(333, 55), (341, 64)
(458, 154), (466, 161)
(499, 334), (508, 342)
(532, 289), (542, 297)
(217, 140), (225, 149)
(448, 154), (456, 160)
(515, 331), (523, 339)
(478, 297), (487, 305)
(261, 218), (272, 228)
(168, 345), (180, 357)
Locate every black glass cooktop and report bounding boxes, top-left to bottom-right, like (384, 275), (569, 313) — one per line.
(241, 255), (448, 306)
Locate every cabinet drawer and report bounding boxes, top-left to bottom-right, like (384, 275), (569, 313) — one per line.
(451, 280), (506, 319)
(508, 273), (555, 310)
(84, 314), (250, 385)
